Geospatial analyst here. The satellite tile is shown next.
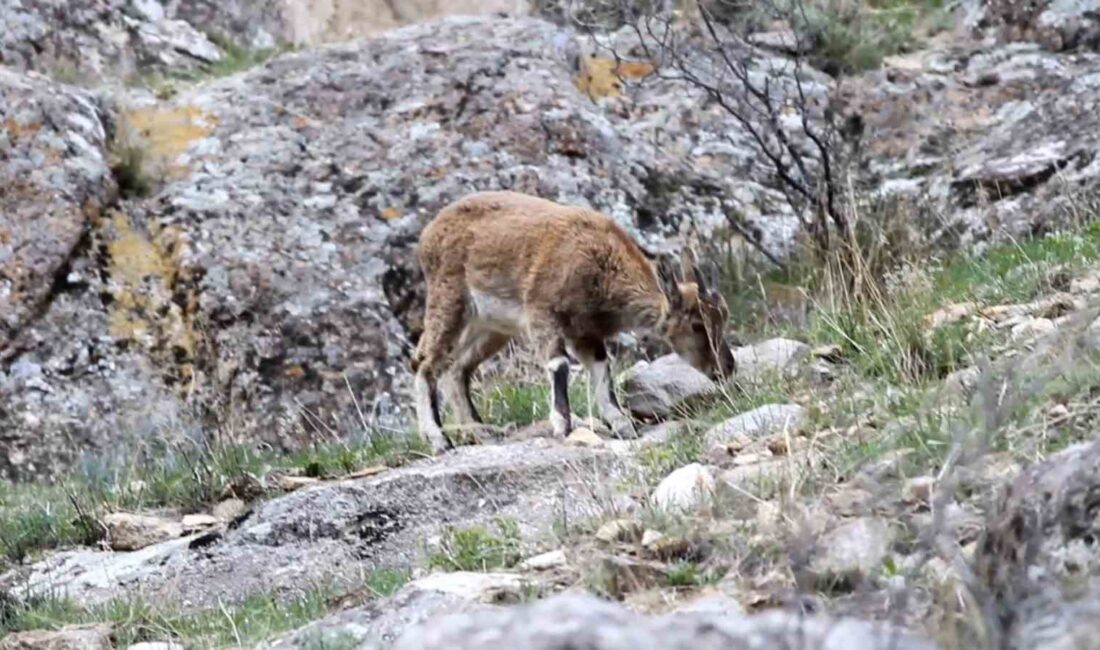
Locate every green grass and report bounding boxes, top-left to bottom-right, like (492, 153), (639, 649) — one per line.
(0, 433), (428, 570)
(428, 518), (523, 572)
(1, 566), (411, 647)
(476, 378), (593, 429)
(1, 588), (333, 648)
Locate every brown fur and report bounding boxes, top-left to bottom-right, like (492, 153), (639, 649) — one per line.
(412, 190), (735, 453)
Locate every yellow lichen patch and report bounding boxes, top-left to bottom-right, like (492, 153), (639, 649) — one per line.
(117, 105), (217, 178)
(575, 55), (656, 99)
(3, 118), (42, 141)
(380, 207), (401, 220)
(102, 211), (199, 385)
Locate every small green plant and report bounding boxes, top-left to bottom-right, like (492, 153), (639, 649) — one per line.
(665, 560), (721, 587)
(428, 518), (522, 572)
(365, 567), (411, 598)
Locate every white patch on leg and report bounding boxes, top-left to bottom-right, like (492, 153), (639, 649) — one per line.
(414, 371), (447, 451)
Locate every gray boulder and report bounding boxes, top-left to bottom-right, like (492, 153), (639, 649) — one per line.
(389, 591), (937, 650)
(621, 354), (717, 419)
(0, 0), (224, 80)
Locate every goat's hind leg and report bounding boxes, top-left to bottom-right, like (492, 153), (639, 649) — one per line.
(440, 326), (511, 442)
(413, 285), (466, 454)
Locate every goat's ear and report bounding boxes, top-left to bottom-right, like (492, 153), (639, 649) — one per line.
(657, 256), (683, 310)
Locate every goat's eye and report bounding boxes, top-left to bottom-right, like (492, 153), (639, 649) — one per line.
(692, 323), (707, 333)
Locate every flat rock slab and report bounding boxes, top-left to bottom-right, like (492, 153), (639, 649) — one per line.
(705, 404), (807, 447)
(2, 440), (627, 610)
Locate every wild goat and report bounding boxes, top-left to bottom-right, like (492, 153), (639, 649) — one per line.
(411, 191), (736, 454)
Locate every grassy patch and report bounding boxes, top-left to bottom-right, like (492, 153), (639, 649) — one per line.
(428, 518), (522, 572)
(0, 433), (427, 570)
(476, 378), (592, 429)
(1, 588), (334, 647)
(665, 560), (722, 587)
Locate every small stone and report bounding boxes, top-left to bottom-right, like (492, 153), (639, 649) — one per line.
(1048, 403), (1070, 421)
(811, 344), (844, 362)
(810, 517), (894, 586)
(733, 338), (810, 380)
(595, 519), (643, 544)
(566, 427), (605, 447)
(180, 514), (219, 531)
(211, 498), (247, 522)
(518, 549), (567, 571)
(944, 366), (982, 396)
(103, 513), (183, 551)
(1071, 273), (1100, 294)
(411, 571), (528, 605)
(903, 476), (936, 507)
(0, 624), (111, 650)
(640, 530), (691, 560)
(651, 463), (716, 512)
(1010, 317), (1056, 341)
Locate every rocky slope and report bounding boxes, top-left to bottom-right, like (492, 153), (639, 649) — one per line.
(6, 0), (1100, 479)
(6, 0), (1100, 647)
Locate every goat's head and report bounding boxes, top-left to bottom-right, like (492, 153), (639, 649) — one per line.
(657, 249), (736, 381)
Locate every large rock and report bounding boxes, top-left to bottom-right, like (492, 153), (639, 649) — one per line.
(2, 440), (624, 609)
(389, 591), (937, 650)
(0, 0), (223, 80)
(972, 0), (1100, 51)
(0, 68), (114, 352)
(976, 439), (1100, 649)
(0, 67), (194, 480)
(841, 42), (1100, 249)
(622, 355), (717, 419)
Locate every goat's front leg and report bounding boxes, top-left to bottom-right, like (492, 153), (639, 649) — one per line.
(531, 322), (572, 438)
(577, 340), (637, 440)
